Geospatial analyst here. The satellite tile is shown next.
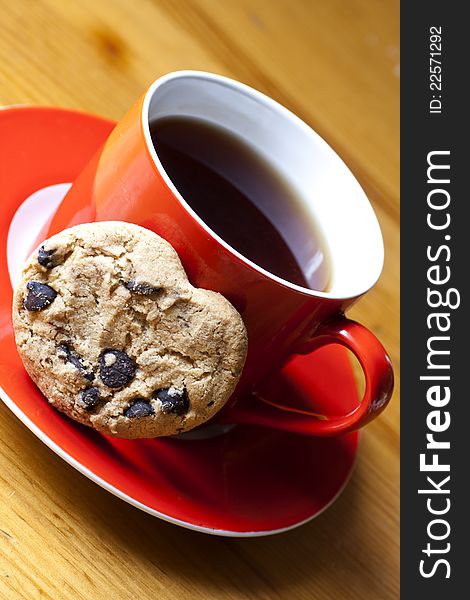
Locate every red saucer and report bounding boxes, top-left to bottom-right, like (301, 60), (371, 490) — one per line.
(0, 106), (358, 535)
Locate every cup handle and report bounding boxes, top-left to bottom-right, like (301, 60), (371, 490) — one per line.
(222, 315), (394, 436)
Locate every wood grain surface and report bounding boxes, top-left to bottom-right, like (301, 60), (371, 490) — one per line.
(0, 1), (399, 598)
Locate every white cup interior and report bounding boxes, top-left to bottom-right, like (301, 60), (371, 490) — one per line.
(143, 71), (384, 299)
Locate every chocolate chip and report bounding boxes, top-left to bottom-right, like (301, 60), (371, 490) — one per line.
(79, 387), (100, 410)
(153, 387), (189, 416)
(124, 399), (154, 418)
(58, 343), (95, 381)
(99, 349), (136, 388)
(124, 280), (160, 295)
(37, 246), (57, 269)
(24, 281), (57, 311)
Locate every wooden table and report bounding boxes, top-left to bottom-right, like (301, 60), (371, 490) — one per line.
(0, 1), (399, 598)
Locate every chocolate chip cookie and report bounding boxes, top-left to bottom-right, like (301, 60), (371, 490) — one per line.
(12, 221), (248, 438)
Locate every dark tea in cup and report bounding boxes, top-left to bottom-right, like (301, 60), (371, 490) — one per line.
(150, 116), (331, 292)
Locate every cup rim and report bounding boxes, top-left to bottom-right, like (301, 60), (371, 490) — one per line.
(141, 70), (384, 301)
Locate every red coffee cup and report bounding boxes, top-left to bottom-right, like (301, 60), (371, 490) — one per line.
(42, 71), (393, 436)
